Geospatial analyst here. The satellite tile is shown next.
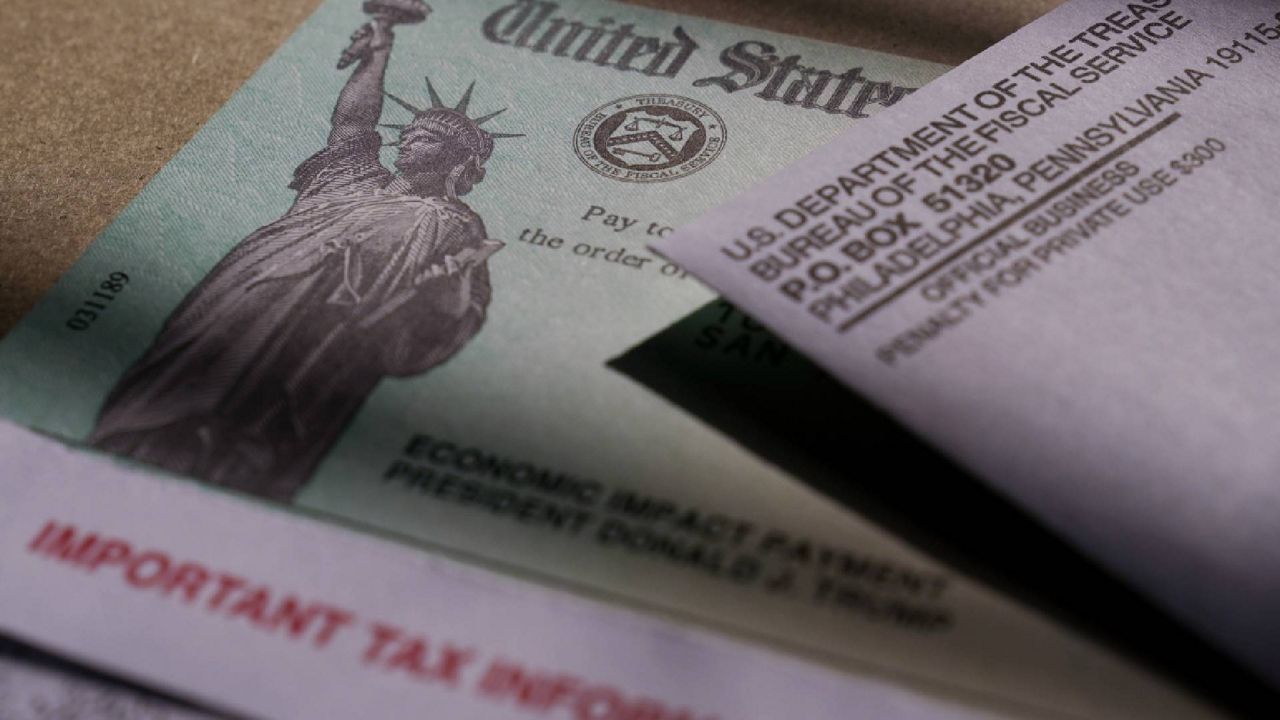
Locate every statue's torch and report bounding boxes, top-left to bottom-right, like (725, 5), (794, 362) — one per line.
(338, 0), (432, 69)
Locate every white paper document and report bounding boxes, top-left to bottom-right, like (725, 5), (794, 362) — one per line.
(654, 0), (1280, 689)
(0, 420), (1009, 720)
(0, 655), (214, 720)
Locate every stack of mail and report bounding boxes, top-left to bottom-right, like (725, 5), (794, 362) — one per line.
(1, 0), (1276, 717)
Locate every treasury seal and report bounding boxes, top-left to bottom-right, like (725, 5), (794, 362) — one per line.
(574, 95), (727, 183)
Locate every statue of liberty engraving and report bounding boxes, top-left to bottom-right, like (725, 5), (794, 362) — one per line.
(88, 1), (517, 501)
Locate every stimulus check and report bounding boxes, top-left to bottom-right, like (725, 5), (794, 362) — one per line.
(0, 1), (1219, 717)
(654, 0), (1280, 689)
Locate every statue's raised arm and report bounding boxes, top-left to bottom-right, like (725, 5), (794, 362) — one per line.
(329, 1), (433, 146)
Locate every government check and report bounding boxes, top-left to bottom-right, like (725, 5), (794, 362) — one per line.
(0, 0), (1222, 717)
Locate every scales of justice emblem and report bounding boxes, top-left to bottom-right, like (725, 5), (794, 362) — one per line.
(604, 110), (701, 166)
(576, 94), (727, 183)
(87, 0), (522, 501)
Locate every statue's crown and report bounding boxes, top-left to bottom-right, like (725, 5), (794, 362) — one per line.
(381, 78), (523, 162)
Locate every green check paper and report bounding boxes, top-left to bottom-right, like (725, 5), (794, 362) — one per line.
(0, 1), (1217, 717)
